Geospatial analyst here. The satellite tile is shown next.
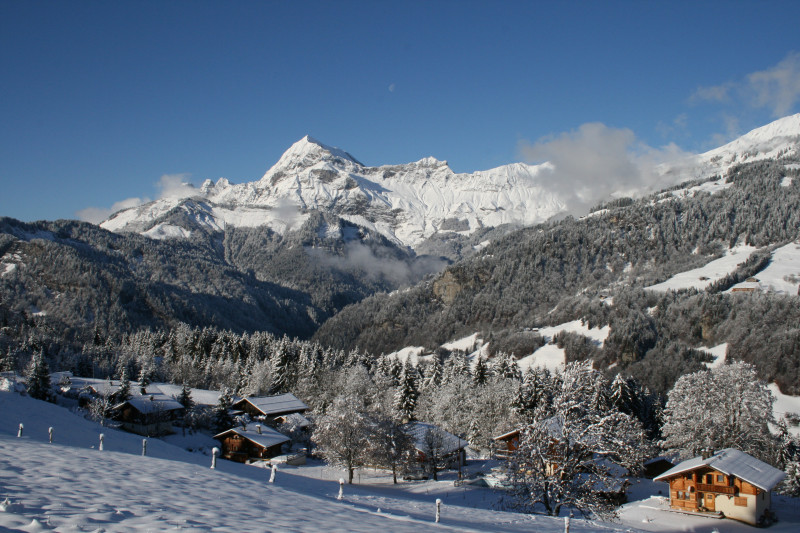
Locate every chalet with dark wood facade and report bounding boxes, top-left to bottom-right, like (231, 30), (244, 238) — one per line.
(654, 448), (785, 526)
(213, 424), (290, 463)
(112, 394), (184, 436)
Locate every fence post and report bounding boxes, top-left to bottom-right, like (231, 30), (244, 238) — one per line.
(211, 447), (218, 469)
(48, 427), (53, 444)
(435, 498), (442, 523)
(142, 439), (147, 456)
(17, 423), (23, 438)
(269, 464), (277, 483)
(337, 478), (344, 500)
(99, 433), (104, 451)
(564, 515), (570, 533)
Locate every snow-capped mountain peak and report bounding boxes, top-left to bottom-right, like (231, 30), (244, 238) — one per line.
(101, 115), (800, 248)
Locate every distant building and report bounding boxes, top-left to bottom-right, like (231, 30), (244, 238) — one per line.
(403, 421), (468, 467)
(654, 448), (785, 526)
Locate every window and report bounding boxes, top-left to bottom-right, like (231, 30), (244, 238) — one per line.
(716, 474), (724, 483)
(706, 474), (713, 484)
(677, 491), (683, 499)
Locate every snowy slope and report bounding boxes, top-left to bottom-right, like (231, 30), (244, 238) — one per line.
(645, 245), (758, 292)
(0, 386), (637, 532)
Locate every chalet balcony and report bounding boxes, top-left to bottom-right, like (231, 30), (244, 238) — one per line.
(696, 483), (735, 495)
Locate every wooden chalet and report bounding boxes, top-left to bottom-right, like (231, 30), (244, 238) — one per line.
(403, 422), (468, 467)
(654, 448), (785, 526)
(230, 394), (308, 426)
(214, 424), (290, 463)
(112, 394), (184, 436)
(492, 429), (521, 459)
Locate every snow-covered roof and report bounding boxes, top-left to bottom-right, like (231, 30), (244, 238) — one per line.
(214, 425), (289, 449)
(277, 412), (310, 428)
(403, 422), (468, 456)
(234, 394), (308, 416)
(114, 394), (184, 414)
(654, 448), (785, 491)
(152, 383), (234, 407)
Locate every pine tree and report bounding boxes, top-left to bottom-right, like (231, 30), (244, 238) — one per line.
(177, 383), (195, 410)
(213, 388), (234, 433)
(394, 359), (419, 422)
(26, 351), (52, 401)
(117, 367), (132, 403)
(473, 356), (489, 386)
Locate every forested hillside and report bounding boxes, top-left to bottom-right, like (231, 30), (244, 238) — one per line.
(314, 159), (800, 393)
(0, 210), (441, 344)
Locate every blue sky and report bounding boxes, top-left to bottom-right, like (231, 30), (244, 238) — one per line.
(2, 0), (800, 222)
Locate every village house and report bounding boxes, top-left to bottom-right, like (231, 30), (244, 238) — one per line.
(230, 393), (308, 426)
(403, 421), (468, 468)
(112, 394), (185, 436)
(654, 448), (785, 526)
(214, 424), (290, 463)
(493, 428), (520, 460)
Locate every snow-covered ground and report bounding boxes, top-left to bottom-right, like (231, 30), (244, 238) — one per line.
(0, 387), (634, 532)
(646, 245), (757, 292)
(3, 381), (800, 532)
(699, 343), (728, 369)
(728, 240), (800, 295)
(770, 383), (800, 438)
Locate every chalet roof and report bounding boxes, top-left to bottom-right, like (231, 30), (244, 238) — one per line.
(403, 422), (468, 456)
(214, 425), (289, 450)
(493, 428), (521, 441)
(114, 394), (184, 414)
(233, 394), (308, 416)
(654, 448), (786, 491)
(152, 383), (236, 407)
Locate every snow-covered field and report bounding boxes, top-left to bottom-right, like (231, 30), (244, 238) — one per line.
(646, 245), (757, 292)
(728, 240), (800, 295)
(3, 382), (800, 532)
(0, 388), (631, 532)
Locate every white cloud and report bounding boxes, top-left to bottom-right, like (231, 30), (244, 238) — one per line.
(747, 51), (800, 117)
(388, 83), (396, 93)
(156, 173), (198, 199)
(77, 173), (199, 224)
(519, 123), (692, 214)
(76, 196), (150, 224)
(692, 52), (800, 119)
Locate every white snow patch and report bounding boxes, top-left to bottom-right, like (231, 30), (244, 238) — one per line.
(515, 320), (610, 373)
(442, 333), (481, 353)
(387, 346), (427, 365)
(781, 176), (793, 187)
(142, 223), (192, 240)
(729, 240), (800, 295)
(699, 343), (727, 369)
(646, 244), (758, 292)
(770, 383), (800, 438)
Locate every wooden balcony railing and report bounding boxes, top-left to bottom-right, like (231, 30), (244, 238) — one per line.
(696, 483), (735, 495)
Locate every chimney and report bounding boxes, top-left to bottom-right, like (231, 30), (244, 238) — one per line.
(701, 448), (712, 460)
(256, 424), (262, 435)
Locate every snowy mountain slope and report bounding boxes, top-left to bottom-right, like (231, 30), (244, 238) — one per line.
(0, 387), (634, 532)
(101, 116), (800, 249)
(102, 136), (564, 249)
(699, 113), (800, 175)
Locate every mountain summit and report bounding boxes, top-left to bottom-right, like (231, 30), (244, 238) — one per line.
(101, 115), (800, 248)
